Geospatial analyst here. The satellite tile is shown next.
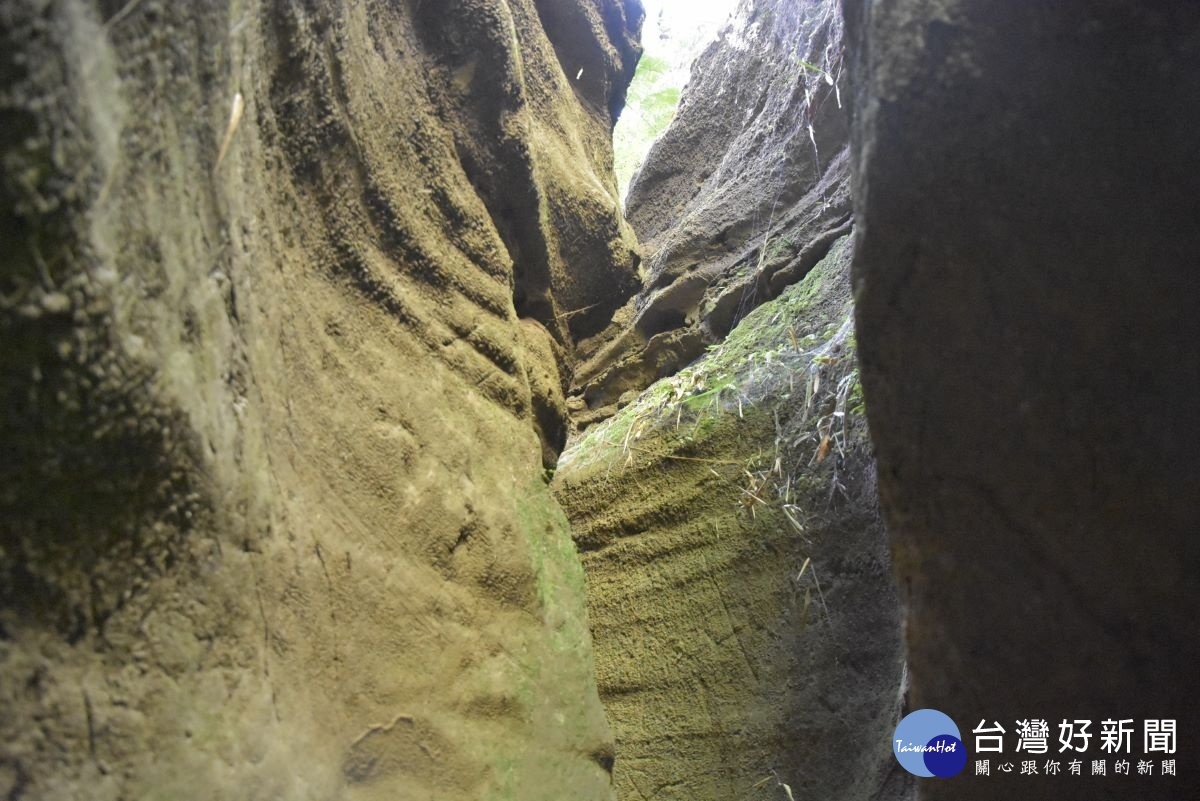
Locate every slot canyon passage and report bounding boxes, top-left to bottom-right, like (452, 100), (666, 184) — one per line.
(0, 1), (1196, 800)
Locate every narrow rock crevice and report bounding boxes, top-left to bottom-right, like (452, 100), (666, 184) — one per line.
(571, 0), (854, 427)
(555, 3), (909, 799)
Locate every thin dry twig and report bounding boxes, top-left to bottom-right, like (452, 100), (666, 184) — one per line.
(106, 0), (146, 28)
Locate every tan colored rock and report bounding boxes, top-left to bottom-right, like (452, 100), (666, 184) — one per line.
(0, 0), (642, 797)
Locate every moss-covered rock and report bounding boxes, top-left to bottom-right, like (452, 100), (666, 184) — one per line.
(555, 237), (908, 801)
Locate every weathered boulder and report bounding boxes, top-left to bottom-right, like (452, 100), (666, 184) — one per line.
(0, 0), (641, 798)
(572, 0), (854, 426)
(845, 0), (1200, 797)
(557, 238), (909, 801)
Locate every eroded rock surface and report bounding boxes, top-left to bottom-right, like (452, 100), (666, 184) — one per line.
(557, 239), (909, 801)
(572, 0), (853, 426)
(845, 1), (1200, 798)
(0, 1), (641, 798)
(556, 1), (909, 798)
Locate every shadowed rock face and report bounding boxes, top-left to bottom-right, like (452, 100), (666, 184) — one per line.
(0, 0), (641, 798)
(571, 0), (854, 427)
(844, 1), (1200, 798)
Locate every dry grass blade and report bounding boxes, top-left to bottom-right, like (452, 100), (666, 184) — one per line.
(795, 557), (833, 627)
(214, 92), (246, 173)
(782, 506), (810, 543)
(810, 562), (832, 626)
(768, 770), (796, 801)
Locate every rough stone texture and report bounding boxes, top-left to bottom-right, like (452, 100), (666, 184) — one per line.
(844, 0), (1200, 797)
(557, 239), (910, 801)
(553, 4), (908, 798)
(572, 0), (853, 426)
(0, 0), (642, 798)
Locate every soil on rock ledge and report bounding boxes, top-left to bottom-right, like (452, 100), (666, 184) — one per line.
(0, 1), (642, 798)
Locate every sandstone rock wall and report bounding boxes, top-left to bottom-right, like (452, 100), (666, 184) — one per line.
(0, 1), (642, 798)
(572, 0), (854, 426)
(556, 1), (909, 798)
(557, 239), (909, 801)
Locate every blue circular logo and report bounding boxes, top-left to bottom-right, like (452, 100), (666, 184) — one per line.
(893, 709), (967, 777)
